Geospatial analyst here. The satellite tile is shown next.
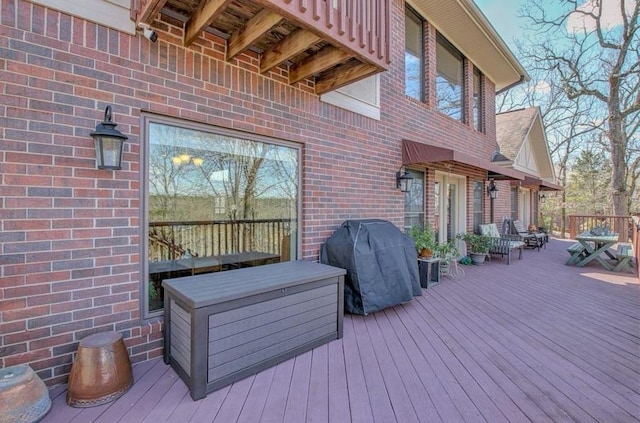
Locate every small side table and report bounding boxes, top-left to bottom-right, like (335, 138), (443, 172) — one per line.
(417, 257), (440, 289)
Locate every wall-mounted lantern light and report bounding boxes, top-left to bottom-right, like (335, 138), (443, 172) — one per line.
(487, 179), (498, 200)
(90, 105), (128, 170)
(539, 192), (547, 202)
(396, 167), (414, 193)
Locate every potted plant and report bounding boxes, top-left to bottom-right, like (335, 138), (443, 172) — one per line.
(433, 240), (459, 276)
(409, 224), (437, 258)
(457, 232), (492, 265)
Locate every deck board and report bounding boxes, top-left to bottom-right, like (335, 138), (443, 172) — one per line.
(41, 239), (640, 423)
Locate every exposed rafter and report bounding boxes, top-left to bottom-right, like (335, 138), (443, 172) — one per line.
(184, 0), (234, 47)
(260, 29), (321, 74)
(129, 0), (390, 94)
(227, 10), (284, 60)
(134, 0), (168, 24)
(288, 46), (351, 85)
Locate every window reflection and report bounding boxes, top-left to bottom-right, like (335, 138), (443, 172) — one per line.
(436, 34), (464, 121)
(145, 121), (300, 314)
(404, 169), (424, 232)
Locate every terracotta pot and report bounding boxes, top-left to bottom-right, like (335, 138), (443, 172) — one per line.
(0, 364), (51, 423)
(419, 248), (433, 258)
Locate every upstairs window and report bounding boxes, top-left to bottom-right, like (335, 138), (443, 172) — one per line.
(436, 34), (464, 121)
(473, 67), (484, 131)
(405, 7), (424, 101)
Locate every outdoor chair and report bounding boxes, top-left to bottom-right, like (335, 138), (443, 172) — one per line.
(507, 219), (545, 251)
(479, 224), (525, 265)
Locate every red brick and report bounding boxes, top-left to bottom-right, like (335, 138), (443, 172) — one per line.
(0, 320), (27, 335)
(0, 298), (27, 311)
(4, 327), (50, 345)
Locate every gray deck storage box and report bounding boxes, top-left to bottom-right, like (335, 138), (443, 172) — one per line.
(162, 260), (346, 400)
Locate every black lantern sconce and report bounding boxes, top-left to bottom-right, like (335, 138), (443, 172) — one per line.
(396, 167), (414, 193)
(90, 105), (128, 170)
(487, 179), (498, 223)
(487, 179), (498, 200)
(539, 192), (547, 202)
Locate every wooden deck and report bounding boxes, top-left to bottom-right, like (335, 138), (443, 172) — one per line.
(42, 239), (639, 423)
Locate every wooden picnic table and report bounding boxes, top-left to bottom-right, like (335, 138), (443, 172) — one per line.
(573, 233), (619, 271)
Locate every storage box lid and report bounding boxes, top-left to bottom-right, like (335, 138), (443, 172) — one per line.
(162, 260), (345, 309)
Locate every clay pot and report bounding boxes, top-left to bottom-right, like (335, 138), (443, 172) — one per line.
(0, 364), (51, 423)
(66, 331), (133, 407)
(419, 248), (433, 258)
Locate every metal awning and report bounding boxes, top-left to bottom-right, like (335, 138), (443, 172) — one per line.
(521, 175), (563, 191)
(402, 140), (524, 180)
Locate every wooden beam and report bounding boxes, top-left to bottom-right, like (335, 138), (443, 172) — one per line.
(314, 61), (381, 95)
(135, 0), (168, 24)
(227, 10), (284, 61)
(184, 0), (233, 47)
(288, 46), (351, 85)
(260, 29), (320, 74)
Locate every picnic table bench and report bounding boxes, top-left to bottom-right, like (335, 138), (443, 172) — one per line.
(613, 243), (634, 273)
(566, 242), (587, 266)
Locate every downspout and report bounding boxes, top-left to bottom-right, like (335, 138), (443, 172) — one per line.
(496, 75), (526, 95)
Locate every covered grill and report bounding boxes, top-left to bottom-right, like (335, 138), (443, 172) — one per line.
(320, 219), (421, 315)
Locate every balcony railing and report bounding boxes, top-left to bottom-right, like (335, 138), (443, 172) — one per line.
(149, 218), (295, 262)
(130, 0), (390, 94)
(568, 215), (634, 243)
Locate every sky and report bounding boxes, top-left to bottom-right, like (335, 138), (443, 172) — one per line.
(474, 0), (526, 51)
(475, 0), (635, 51)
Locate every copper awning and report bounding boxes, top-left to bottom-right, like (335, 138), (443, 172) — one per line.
(402, 140), (524, 180)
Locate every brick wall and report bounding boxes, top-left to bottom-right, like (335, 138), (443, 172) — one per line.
(0, 0), (501, 384)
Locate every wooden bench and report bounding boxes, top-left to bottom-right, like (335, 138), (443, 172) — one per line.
(613, 243), (634, 273)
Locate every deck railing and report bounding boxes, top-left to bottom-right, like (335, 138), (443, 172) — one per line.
(568, 215), (633, 242)
(267, 0), (391, 68)
(149, 219), (295, 262)
(633, 216), (639, 279)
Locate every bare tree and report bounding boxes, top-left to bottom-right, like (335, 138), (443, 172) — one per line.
(520, 0), (640, 215)
(497, 65), (597, 235)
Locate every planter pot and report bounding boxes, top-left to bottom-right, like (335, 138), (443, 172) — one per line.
(469, 252), (486, 265)
(419, 248), (433, 258)
(439, 262), (449, 276)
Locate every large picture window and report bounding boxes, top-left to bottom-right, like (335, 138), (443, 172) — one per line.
(143, 116), (300, 316)
(436, 34), (464, 121)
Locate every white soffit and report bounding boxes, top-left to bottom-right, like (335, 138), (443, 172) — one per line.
(407, 0), (528, 91)
(29, 0), (136, 34)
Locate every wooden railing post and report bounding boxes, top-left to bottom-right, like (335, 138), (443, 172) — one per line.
(569, 215), (576, 239)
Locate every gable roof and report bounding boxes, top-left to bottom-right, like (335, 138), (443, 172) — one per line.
(496, 107), (539, 160)
(408, 0), (529, 91)
(495, 107), (560, 189)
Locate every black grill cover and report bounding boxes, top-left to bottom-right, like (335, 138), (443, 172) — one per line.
(320, 219), (421, 315)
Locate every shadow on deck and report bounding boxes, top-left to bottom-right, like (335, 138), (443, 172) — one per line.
(42, 239), (639, 423)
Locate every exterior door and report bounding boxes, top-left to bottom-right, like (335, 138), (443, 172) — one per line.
(435, 173), (466, 244)
(519, 188), (531, 226)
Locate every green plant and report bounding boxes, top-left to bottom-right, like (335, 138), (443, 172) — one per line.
(409, 224), (437, 255)
(457, 232), (492, 255)
(433, 240), (459, 263)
